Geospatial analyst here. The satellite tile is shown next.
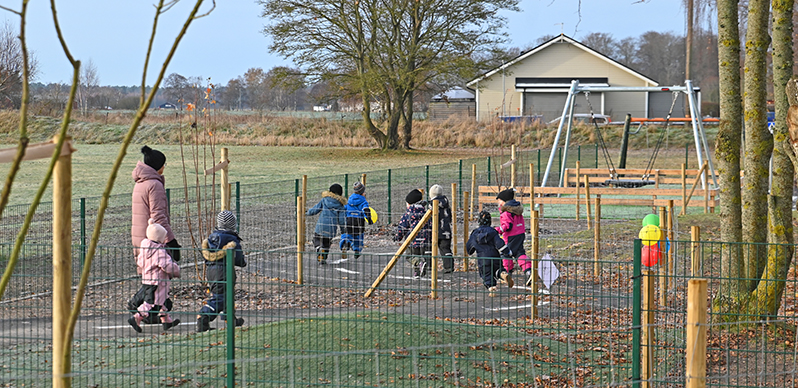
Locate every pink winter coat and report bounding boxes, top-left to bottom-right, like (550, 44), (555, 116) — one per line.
(131, 161), (175, 255)
(137, 238), (180, 285)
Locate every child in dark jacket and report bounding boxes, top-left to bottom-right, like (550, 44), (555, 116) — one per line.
(340, 181), (375, 259)
(196, 210), (247, 332)
(429, 184), (454, 273)
(394, 189), (432, 278)
(495, 188), (532, 287)
(128, 218), (181, 333)
(307, 183), (346, 264)
(467, 210), (513, 296)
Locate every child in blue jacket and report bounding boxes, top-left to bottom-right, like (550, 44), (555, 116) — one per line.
(394, 189), (432, 278)
(307, 183), (346, 264)
(467, 210), (513, 296)
(196, 210), (247, 332)
(340, 181), (374, 259)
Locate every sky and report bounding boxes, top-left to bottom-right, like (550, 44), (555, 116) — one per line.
(4, 0), (688, 87)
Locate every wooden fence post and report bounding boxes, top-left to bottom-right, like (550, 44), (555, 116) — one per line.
(451, 183), (458, 257)
(642, 269), (655, 388)
(431, 200), (439, 298)
(686, 279), (708, 388)
(221, 147), (230, 211)
(658, 206), (667, 306)
(463, 191), (470, 271)
(297, 196), (304, 284)
(691, 226), (701, 276)
(576, 160), (590, 224)
(530, 210), (539, 319)
(511, 144), (516, 188)
(584, 175), (592, 230)
(470, 164), (476, 219)
(53, 137), (73, 388)
(594, 196), (601, 277)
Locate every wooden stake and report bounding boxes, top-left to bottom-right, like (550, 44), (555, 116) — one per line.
(681, 163), (687, 214)
(431, 200), (439, 298)
(365, 210), (433, 297)
(642, 270), (655, 388)
(53, 137), (72, 388)
(681, 162), (708, 215)
(529, 163), (535, 211)
(703, 167), (708, 213)
(594, 196), (601, 277)
(691, 226), (701, 276)
(221, 148), (230, 211)
(530, 210), (539, 319)
(451, 183), (458, 257)
(584, 175), (592, 230)
(463, 191), (470, 271)
(361, 173), (367, 186)
(686, 279), (708, 388)
(511, 144), (516, 188)
(658, 206), (667, 306)
(667, 201), (674, 286)
(297, 196), (304, 285)
(470, 164), (476, 219)
(576, 160), (590, 224)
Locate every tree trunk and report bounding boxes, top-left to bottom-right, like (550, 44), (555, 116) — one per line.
(402, 92), (414, 149)
(747, 195), (793, 316)
(740, 0), (772, 291)
(763, 0), (795, 316)
(712, 0), (745, 315)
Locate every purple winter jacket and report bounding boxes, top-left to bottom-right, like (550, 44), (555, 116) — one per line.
(131, 161), (175, 257)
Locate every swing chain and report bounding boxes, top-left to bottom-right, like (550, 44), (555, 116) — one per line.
(585, 91), (617, 180)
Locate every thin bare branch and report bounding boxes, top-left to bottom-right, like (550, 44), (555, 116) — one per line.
(0, 5), (21, 15)
(141, 1), (167, 105)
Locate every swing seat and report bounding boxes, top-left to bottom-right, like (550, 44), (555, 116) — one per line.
(604, 179), (655, 188)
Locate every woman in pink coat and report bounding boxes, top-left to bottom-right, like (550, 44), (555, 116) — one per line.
(131, 146), (179, 261)
(128, 219), (181, 332)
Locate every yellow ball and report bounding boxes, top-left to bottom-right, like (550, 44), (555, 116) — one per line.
(365, 208), (378, 223)
(638, 225), (662, 246)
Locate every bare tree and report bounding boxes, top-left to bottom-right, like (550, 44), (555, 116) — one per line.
(77, 58), (99, 114)
(581, 32), (616, 57)
(0, 21), (37, 108)
(244, 67), (269, 111)
(163, 72), (189, 109)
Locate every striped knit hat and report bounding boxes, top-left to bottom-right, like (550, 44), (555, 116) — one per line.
(217, 210), (237, 232)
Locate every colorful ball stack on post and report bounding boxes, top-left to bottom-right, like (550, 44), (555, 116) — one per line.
(639, 214), (662, 267)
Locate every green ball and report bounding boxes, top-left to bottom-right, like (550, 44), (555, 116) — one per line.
(642, 214), (660, 226)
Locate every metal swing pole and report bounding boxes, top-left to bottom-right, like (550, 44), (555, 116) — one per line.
(558, 91), (579, 188)
(542, 80), (579, 188)
(685, 80), (717, 188)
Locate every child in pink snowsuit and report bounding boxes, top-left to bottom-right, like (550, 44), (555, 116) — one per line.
(495, 188), (533, 287)
(128, 218), (181, 333)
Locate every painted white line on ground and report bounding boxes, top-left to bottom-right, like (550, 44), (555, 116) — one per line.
(387, 275), (451, 282)
(335, 268), (360, 274)
(483, 301), (550, 311)
(327, 258), (349, 264)
(511, 286), (550, 295)
(96, 322), (197, 330)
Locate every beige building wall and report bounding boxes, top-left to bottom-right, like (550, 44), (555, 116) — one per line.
(474, 41), (657, 121)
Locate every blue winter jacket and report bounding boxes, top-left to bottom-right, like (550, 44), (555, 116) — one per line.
(345, 193), (373, 222)
(466, 225), (512, 259)
(306, 191), (347, 237)
(202, 229), (246, 267)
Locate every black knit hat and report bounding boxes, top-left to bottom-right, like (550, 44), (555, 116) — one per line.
(478, 210), (492, 226)
(141, 145), (166, 171)
(496, 188), (514, 202)
(329, 183), (343, 196)
(405, 189), (423, 204)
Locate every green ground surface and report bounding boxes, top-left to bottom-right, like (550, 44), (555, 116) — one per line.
(1, 311), (625, 387)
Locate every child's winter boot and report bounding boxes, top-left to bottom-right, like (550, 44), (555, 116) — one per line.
(161, 315), (181, 331)
(524, 269), (533, 287)
(197, 315), (211, 333)
(488, 286), (498, 297)
(128, 313), (144, 333)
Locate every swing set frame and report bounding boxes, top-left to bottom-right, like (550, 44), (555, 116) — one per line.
(540, 79), (717, 190)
